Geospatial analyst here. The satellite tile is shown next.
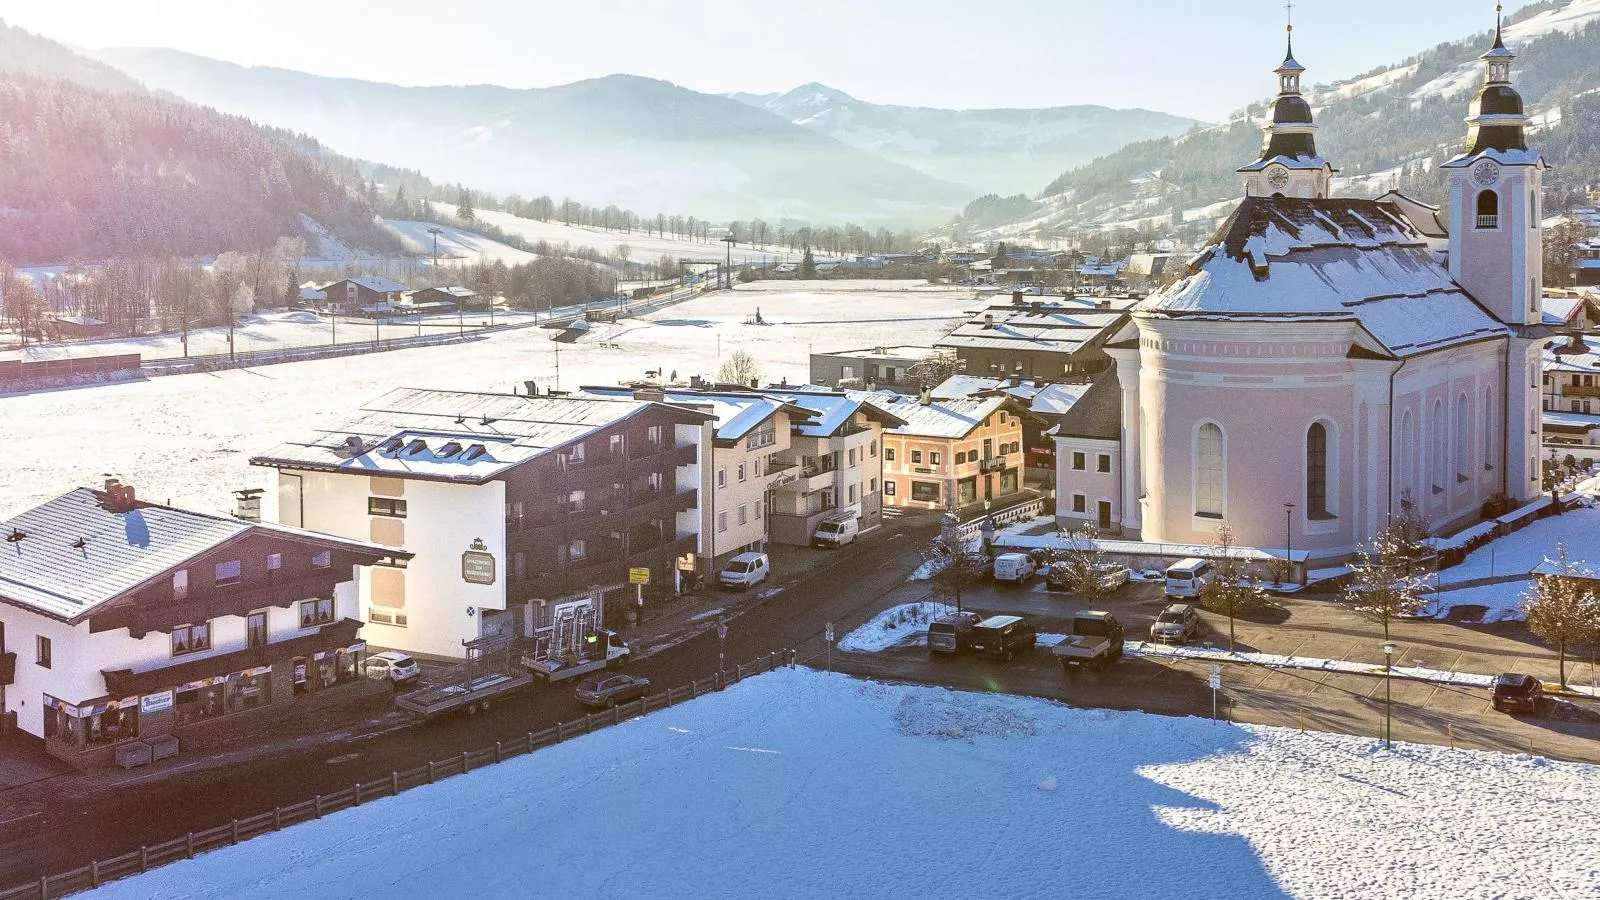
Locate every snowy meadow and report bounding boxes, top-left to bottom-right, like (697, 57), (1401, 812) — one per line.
(82, 668), (1600, 900)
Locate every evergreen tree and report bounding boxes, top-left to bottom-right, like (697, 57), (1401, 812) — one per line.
(456, 185), (476, 222)
(798, 247), (817, 279)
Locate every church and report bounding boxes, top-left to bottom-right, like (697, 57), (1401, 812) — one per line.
(1052, 15), (1549, 568)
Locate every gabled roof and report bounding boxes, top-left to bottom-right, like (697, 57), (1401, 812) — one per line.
(0, 488), (398, 623)
(330, 276), (406, 294)
(936, 297), (1134, 356)
(251, 388), (711, 483)
(1047, 371), (1121, 441)
(847, 390), (1021, 440)
(761, 389), (907, 436)
(580, 386), (816, 445)
(930, 375), (1091, 419)
(1142, 196), (1508, 358)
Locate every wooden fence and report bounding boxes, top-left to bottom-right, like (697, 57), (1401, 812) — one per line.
(0, 649), (793, 900)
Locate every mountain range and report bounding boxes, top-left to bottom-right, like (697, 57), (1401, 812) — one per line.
(972, 0), (1600, 242)
(728, 83), (1196, 197)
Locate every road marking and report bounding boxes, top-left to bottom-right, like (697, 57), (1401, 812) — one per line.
(0, 812), (40, 826)
(111, 761), (201, 786)
(726, 746), (781, 754)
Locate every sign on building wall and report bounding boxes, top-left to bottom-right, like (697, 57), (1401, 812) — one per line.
(140, 691), (175, 714)
(463, 537), (497, 585)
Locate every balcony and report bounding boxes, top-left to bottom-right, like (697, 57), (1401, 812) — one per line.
(628, 439), (666, 461)
(102, 619), (361, 697)
(665, 443), (698, 467)
(1475, 215), (1499, 230)
(666, 487), (698, 515)
(0, 651), (14, 686)
(765, 458), (800, 487)
(1563, 384), (1600, 399)
(104, 576), (342, 638)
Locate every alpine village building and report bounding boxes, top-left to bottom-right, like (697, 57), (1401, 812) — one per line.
(1055, 20), (1549, 568)
(251, 389), (711, 661)
(0, 482), (402, 767)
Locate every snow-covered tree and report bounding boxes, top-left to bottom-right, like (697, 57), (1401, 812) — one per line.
(1198, 523), (1268, 652)
(1343, 521), (1430, 641)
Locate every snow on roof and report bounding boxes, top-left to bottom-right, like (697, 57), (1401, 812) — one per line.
(1143, 197), (1508, 358)
(821, 345), (939, 360)
(417, 285), (477, 298)
(580, 387), (802, 443)
(0, 487), (392, 622)
(1238, 154), (1331, 172)
(1544, 336), (1600, 374)
(341, 276), (406, 293)
(251, 388), (707, 483)
(1541, 410), (1600, 430)
(936, 298), (1132, 356)
(762, 389), (906, 436)
(930, 375), (1090, 418)
(847, 389), (1011, 440)
(299, 287), (327, 301)
(53, 315), (106, 327)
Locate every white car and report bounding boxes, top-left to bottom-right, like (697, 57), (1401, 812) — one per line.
(365, 651), (421, 687)
(718, 552), (771, 590)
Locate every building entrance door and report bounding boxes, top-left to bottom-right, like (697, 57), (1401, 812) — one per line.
(1097, 501), (1113, 531)
(984, 474), (993, 500)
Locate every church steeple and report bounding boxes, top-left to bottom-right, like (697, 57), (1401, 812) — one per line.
(1240, 10), (1334, 199)
(1463, 5), (1528, 156)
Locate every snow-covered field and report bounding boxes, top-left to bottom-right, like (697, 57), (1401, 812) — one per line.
(383, 219), (539, 265)
(0, 281), (973, 519)
(443, 204), (812, 266)
(82, 668), (1600, 900)
(1423, 505), (1600, 620)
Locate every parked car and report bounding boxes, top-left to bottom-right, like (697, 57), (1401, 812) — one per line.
(927, 610), (983, 655)
(1045, 561), (1131, 593)
(1164, 558), (1215, 598)
(811, 514), (858, 548)
(365, 651), (421, 688)
(1491, 672), (1544, 715)
(718, 552), (771, 590)
(574, 673), (651, 709)
(1150, 603), (1201, 644)
(992, 552), (1038, 584)
(967, 615), (1038, 662)
(1053, 611), (1126, 674)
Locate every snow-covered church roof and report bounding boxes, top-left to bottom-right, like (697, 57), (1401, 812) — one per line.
(1137, 197), (1508, 358)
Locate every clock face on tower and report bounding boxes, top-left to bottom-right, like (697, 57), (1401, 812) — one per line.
(1472, 160), (1500, 187)
(1267, 166), (1290, 190)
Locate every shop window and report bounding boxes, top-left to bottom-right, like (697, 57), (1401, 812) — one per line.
(171, 622), (211, 657)
(299, 597), (335, 628)
(911, 481), (940, 502)
(368, 497), (408, 518)
(82, 704), (139, 748)
(176, 668), (271, 724)
(214, 559), (242, 586)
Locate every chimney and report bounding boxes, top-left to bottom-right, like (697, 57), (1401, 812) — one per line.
(780, 376), (789, 388)
(524, 380), (540, 397)
(1097, 299), (1111, 310)
(633, 387), (666, 403)
(919, 385), (932, 406)
(1011, 291), (1024, 306)
(1030, 301), (1042, 315)
(101, 482), (137, 513)
(690, 375), (705, 389)
(234, 488), (264, 523)
(982, 314), (995, 330)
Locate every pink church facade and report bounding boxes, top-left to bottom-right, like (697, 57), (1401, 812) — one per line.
(1054, 20), (1549, 567)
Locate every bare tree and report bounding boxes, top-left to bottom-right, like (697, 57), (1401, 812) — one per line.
(1343, 521), (1430, 642)
(1197, 523), (1269, 652)
(1053, 525), (1112, 604)
(908, 352), (963, 389)
(924, 514), (987, 613)
(717, 350), (762, 387)
(1521, 544), (1600, 686)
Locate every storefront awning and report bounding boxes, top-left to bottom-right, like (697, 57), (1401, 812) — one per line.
(101, 619), (361, 697)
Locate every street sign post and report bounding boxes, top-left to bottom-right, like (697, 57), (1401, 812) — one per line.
(717, 621), (728, 675)
(629, 567), (649, 618)
(1209, 663), (1222, 721)
(825, 622), (835, 672)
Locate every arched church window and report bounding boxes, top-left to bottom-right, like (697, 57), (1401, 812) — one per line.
(1455, 393), (1470, 480)
(1306, 423), (1328, 518)
(1530, 188), (1538, 225)
(1195, 422), (1224, 519)
(1430, 399), (1447, 493)
(1482, 388), (1494, 470)
(1475, 190), (1499, 229)
(1400, 411), (1416, 502)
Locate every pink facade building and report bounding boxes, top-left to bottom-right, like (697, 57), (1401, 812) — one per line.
(1055, 19), (1549, 567)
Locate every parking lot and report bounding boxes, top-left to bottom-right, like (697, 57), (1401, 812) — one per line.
(828, 573), (1600, 763)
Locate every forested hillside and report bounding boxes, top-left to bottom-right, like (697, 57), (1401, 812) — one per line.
(0, 21), (398, 265)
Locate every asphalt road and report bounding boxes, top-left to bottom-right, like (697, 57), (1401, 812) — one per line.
(0, 515), (940, 889)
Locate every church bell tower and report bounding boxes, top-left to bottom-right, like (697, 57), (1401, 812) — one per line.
(1239, 20), (1335, 199)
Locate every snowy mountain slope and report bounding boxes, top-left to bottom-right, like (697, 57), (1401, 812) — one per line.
(734, 82), (1198, 196)
(984, 0), (1600, 243)
(95, 50), (972, 226)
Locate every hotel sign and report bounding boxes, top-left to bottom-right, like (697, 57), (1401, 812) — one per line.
(462, 538), (496, 585)
(140, 691), (174, 714)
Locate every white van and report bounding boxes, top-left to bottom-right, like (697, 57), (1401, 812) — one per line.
(1164, 558), (1214, 598)
(811, 514), (858, 549)
(992, 552), (1039, 584)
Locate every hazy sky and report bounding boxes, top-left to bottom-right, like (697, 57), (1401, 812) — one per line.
(2, 0), (1532, 120)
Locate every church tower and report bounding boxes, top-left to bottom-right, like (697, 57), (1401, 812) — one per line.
(1442, 6), (1548, 503)
(1443, 7), (1547, 327)
(1239, 23), (1334, 199)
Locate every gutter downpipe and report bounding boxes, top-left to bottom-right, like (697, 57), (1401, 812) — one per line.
(1500, 339), (1511, 499)
(1386, 357), (1406, 525)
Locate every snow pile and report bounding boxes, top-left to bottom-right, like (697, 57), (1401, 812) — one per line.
(837, 601), (946, 652)
(1126, 641), (1496, 688)
(82, 668), (1600, 900)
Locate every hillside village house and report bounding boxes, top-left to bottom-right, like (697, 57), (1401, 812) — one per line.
(862, 389), (1029, 512)
(0, 482), (399, 767)
(934, 294), (1136, 383)
(1054, 27), (1550, 567)
(808, 346), (943, 390)
(932, 374), (1092, 486)
(319, 276), (405, 316)
(763, 389), (904, 544)
(1543, 336), (1600, 450)
(582, 387), (811, 567)
(250, 389), (709, 660)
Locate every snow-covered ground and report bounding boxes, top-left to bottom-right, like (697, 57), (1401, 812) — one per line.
(82, 668), (1600, 900)
(1423, 506), (1600, 621)
(836, 601), (948, 651)
(0, 282), (973, 519)
(384, 219), (539, 265)
(432, 204), (812, 267)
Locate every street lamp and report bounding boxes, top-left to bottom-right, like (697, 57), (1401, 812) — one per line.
(1283, 501), (1297, 588)
(722, 233), (736, 289)
(1382, 640), (1396, 749)
(717, 620), (728, 677)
